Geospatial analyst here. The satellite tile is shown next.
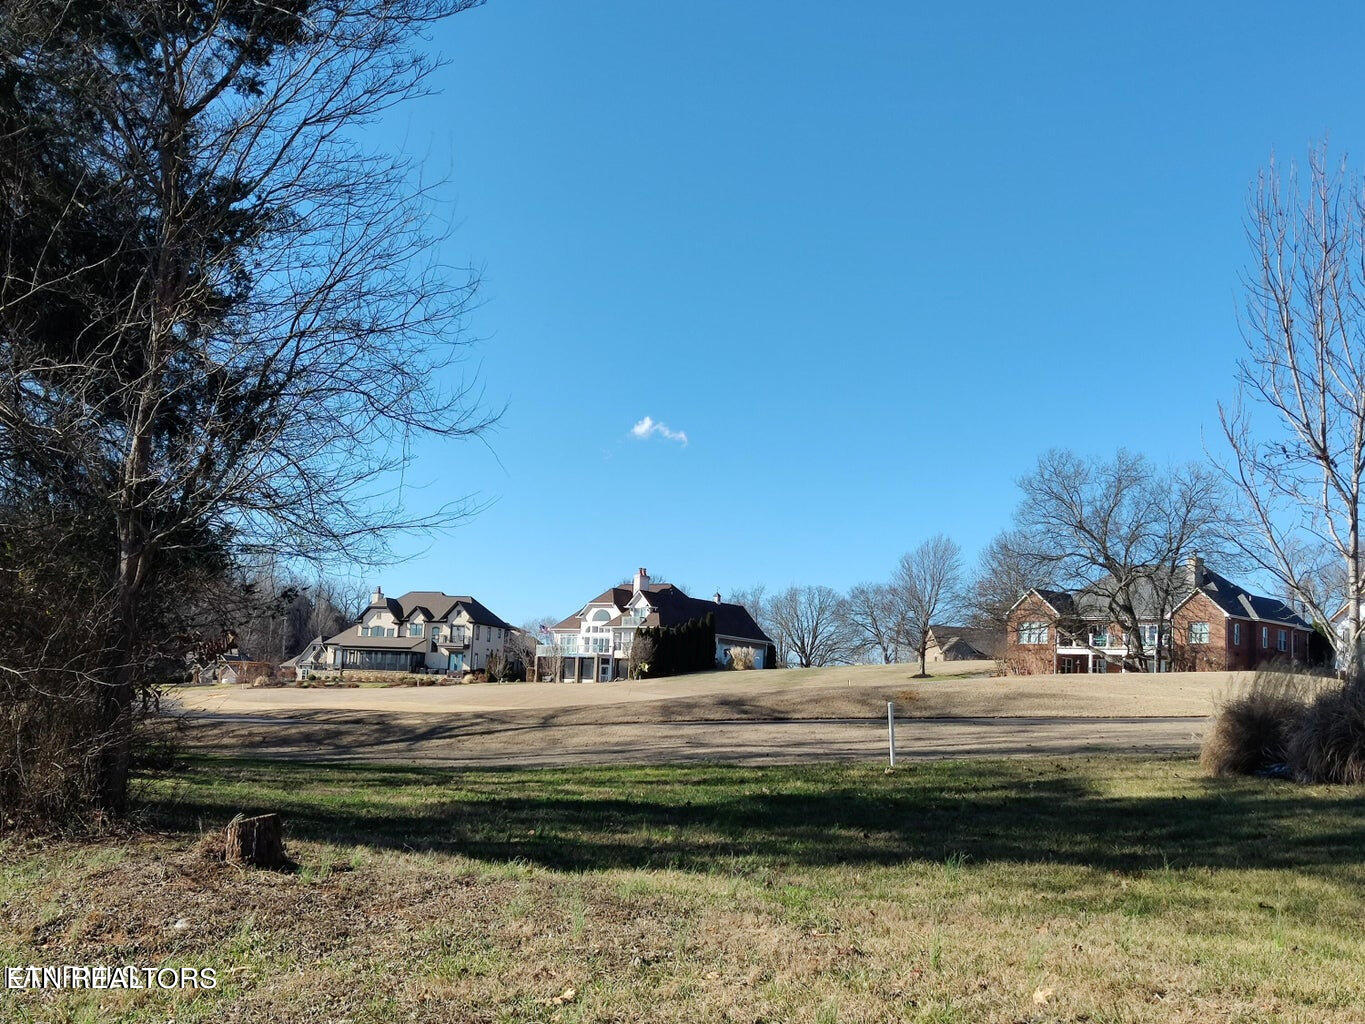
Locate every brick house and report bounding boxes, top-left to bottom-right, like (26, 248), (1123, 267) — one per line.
(1004, 556), (1314, 674)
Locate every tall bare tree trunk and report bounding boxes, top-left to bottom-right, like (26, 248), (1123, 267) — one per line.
(1350, 518), (1361, 686)
(1219, 146), (1365, 686)
(99, 423), (152, 811)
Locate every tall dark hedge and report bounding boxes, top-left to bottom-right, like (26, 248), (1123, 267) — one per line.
(637, 613), (716, 678)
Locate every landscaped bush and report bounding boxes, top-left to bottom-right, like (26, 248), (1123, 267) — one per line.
(1289, 683), (1365, 784)
(1201, 668), (1314, 777)
(1200, 666), (1365, 782)
(728, 646), (756, 670)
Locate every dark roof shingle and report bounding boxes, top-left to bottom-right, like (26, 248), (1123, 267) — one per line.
(550, 581), (772, 645)
(1029, 565), (1311, 630)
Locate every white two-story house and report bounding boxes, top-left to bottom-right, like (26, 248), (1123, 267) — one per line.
(318, 587), (516, 674)
(535, 568), (773, 682)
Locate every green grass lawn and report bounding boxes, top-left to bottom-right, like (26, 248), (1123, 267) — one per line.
(3, 755), (1365, 1022)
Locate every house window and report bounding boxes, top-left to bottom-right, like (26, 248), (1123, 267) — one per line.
(1090, 630), (1110, 648)
(1233, 622), (1241, 645)
(1277, 629), (1288, 652)
(408, 624), (422, 637)
(1093, 656), (1107, 673)
(475, 625), (481, 640)
(431, 626), (443, 641)
(1140, 624), (1160, 648)
(386, 627), (396, 637)
(1017, 621), (1049, 645)
(1188, 622), (1210, 645)
(1262, 626), (1269, 648)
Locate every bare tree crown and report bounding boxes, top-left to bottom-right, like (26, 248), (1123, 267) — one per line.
(1219, 145), (1365, 681)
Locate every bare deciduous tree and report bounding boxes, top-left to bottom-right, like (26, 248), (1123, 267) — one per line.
(0, 0), (492, 814)
(767, 585), (854, 668)
(502, 624), (544, 683)
(965, 529), (1048, 637)
(518, 617), (561, 681)
(1014, 449), (1226, 671)
(1219, 146), (1365, 683)
(891, 535), (964, 676)
(309, 577), (370, 647)
(842, 582), (910, 663)
(627, 631), (656, 679)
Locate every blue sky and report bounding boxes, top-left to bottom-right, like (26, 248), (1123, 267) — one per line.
(359, 1), (1365, 624)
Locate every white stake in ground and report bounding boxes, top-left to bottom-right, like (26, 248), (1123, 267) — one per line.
(887, 701), (897, 767)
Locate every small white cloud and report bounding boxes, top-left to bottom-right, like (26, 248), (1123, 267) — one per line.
(630, 415), (688, 446)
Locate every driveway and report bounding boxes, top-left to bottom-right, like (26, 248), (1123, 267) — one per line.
(173, 709), (1204, 767)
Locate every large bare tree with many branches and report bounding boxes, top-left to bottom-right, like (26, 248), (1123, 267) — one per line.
(1219, 146), (1365, 684)
(890, 534), (964, 677)
(0, 0), (492, 815)
(1012, 450), (1227, 672)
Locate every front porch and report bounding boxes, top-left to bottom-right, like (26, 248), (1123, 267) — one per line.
(1056, 647), (1168, 673)
(337, 648), (425, 672)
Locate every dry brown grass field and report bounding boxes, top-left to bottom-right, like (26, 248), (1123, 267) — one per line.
(171, 661), (1242, 722)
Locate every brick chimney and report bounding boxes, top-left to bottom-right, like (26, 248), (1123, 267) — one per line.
(369, 584), (384, 606)
(1187, 553), (1204, 587)
(713, 591), (722, 603)
(633, 568), (649, 594)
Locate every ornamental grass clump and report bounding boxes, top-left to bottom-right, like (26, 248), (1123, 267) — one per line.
(1201, 667), (1314, 777)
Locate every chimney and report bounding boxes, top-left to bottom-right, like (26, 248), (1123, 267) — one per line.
(370, 584), (384, 606)
(1187, 553), (1204, 586)
(713, 591), (722, 604)
(633, 567), (649, 593)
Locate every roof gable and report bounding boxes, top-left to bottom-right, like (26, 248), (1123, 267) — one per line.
(1027, 564), (1312, 630)
(389, 591), (513, 630)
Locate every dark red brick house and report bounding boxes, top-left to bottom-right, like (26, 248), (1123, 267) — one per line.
(1004, 556), (1314, 674)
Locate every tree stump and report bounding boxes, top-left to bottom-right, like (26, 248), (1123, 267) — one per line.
(223, 813), (287, 868)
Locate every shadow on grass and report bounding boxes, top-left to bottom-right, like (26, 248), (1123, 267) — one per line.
(137, 756), (1365, 875)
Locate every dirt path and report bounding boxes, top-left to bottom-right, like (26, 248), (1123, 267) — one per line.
(174, 709), (1204, 766)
